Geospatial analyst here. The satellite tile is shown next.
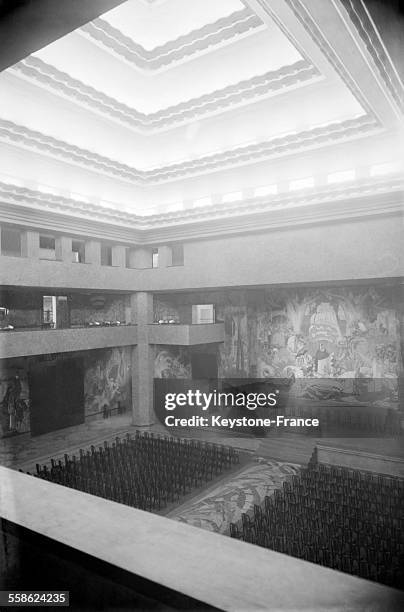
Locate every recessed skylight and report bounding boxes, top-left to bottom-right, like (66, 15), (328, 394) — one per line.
(254, 184), (278, 197)
(370, 162), (400, 177)
(327, 169), (355, 184)
(222, 191), (242, 203)
(193, 197), (213, 208)
(289, 177), (314, 191)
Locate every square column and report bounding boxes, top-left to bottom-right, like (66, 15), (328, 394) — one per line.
(21, 230), (39, 258)
(85, 240), (101, 265)
(111, 245), (126, 268)
(55, 236), (72, 262)
(130, 247), (152, 269)
(132, 343), (155, 427)
(130, 292), (155, 427)
(130, 291), (153, 325)
(158, 245), (172, 268)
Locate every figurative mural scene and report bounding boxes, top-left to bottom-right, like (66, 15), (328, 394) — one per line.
(154, 346), (191, 379)
(83, 347), (132, 417)
(0, 362), (30, 437)
(217, 285), (400, 406)
(153, 284), (401, 407)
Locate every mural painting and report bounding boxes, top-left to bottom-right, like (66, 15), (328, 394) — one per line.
(216, 286), (400, 406)
(0, 362), (30, 437)
(153, 284), (401, 407)
(83, 347), (132, 417)
(154, 346), (191, 378)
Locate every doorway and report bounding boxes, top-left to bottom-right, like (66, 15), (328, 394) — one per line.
(29, 358), (84, 436)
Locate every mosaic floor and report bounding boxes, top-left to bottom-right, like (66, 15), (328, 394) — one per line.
(167, 458), (299, 534)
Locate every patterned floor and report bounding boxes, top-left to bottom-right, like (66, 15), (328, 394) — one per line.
(167, 458), (299, 534)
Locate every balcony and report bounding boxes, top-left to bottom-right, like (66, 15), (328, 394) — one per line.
(148, 323), (224, 346)
(0, 325), (137, 359)
(1, 466), (401, 611)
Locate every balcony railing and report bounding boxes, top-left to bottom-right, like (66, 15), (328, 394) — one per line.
(148, 323), (224, 345)
(1, 467), (402, 611)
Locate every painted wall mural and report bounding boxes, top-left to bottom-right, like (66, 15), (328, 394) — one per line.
(0, 360), (30, 437)
(154, 346), (191, 379)
(0, 347), (133, 436)
(215, 286), (401, 406)
(247, 287), (399, 380)
(155, 284), (401, 407)
(83, 347), (132, 417)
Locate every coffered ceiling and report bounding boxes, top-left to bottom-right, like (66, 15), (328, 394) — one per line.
(0, 0), (402, 215)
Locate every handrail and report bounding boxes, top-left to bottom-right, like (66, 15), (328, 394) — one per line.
(1, 467), (403, 611)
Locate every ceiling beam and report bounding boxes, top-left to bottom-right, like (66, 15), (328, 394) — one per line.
(0, 0), (127, 71)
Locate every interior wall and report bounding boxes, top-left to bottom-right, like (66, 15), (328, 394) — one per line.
(0, 346), (132, 436)
(0, 292), (42, 328)
(0, 358), (30, 436)
(154, 282), (402, 406)
(70, 294), (128, 326)
(154, 345), (191, 379)
(0, 291), (129, 329)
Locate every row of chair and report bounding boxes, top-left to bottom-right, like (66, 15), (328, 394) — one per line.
(30, 431), (239, 512)
(230, 458), (403, 589)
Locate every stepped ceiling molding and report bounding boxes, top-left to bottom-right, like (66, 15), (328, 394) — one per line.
(11, 56), (319, 132)
(79, 5), (264, 71)
(0, 0), (403, 213)
(0, 115), (380, 185)
(0, 174), (402, 241)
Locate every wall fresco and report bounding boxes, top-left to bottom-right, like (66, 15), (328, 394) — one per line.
(83, 347), (132, 416)
(0, 360), (30, 437)
(246, 287), (400, 380)
(154, 284), (401, 406)
(154, 346), (191, 378)
(0, 346), (132, 436)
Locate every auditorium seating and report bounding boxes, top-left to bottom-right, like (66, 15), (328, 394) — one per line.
(230, 455), (404, 590)
(29, 432), (239, 512)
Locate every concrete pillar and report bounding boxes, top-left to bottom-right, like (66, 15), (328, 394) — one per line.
(111, 245), (126, 268)
(55, 236), (72, 262)
(131, 292), (155, 426)
(131, 247), (152, 269)
(158, 245), (172, 268)
(21, 230), (39, 258)
(85, 240), (101, 265)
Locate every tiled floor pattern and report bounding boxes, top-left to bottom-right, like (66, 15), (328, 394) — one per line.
(167, 458), (299, 534)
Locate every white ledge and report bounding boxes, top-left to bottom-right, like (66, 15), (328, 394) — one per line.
(0, 467), (403, 611)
